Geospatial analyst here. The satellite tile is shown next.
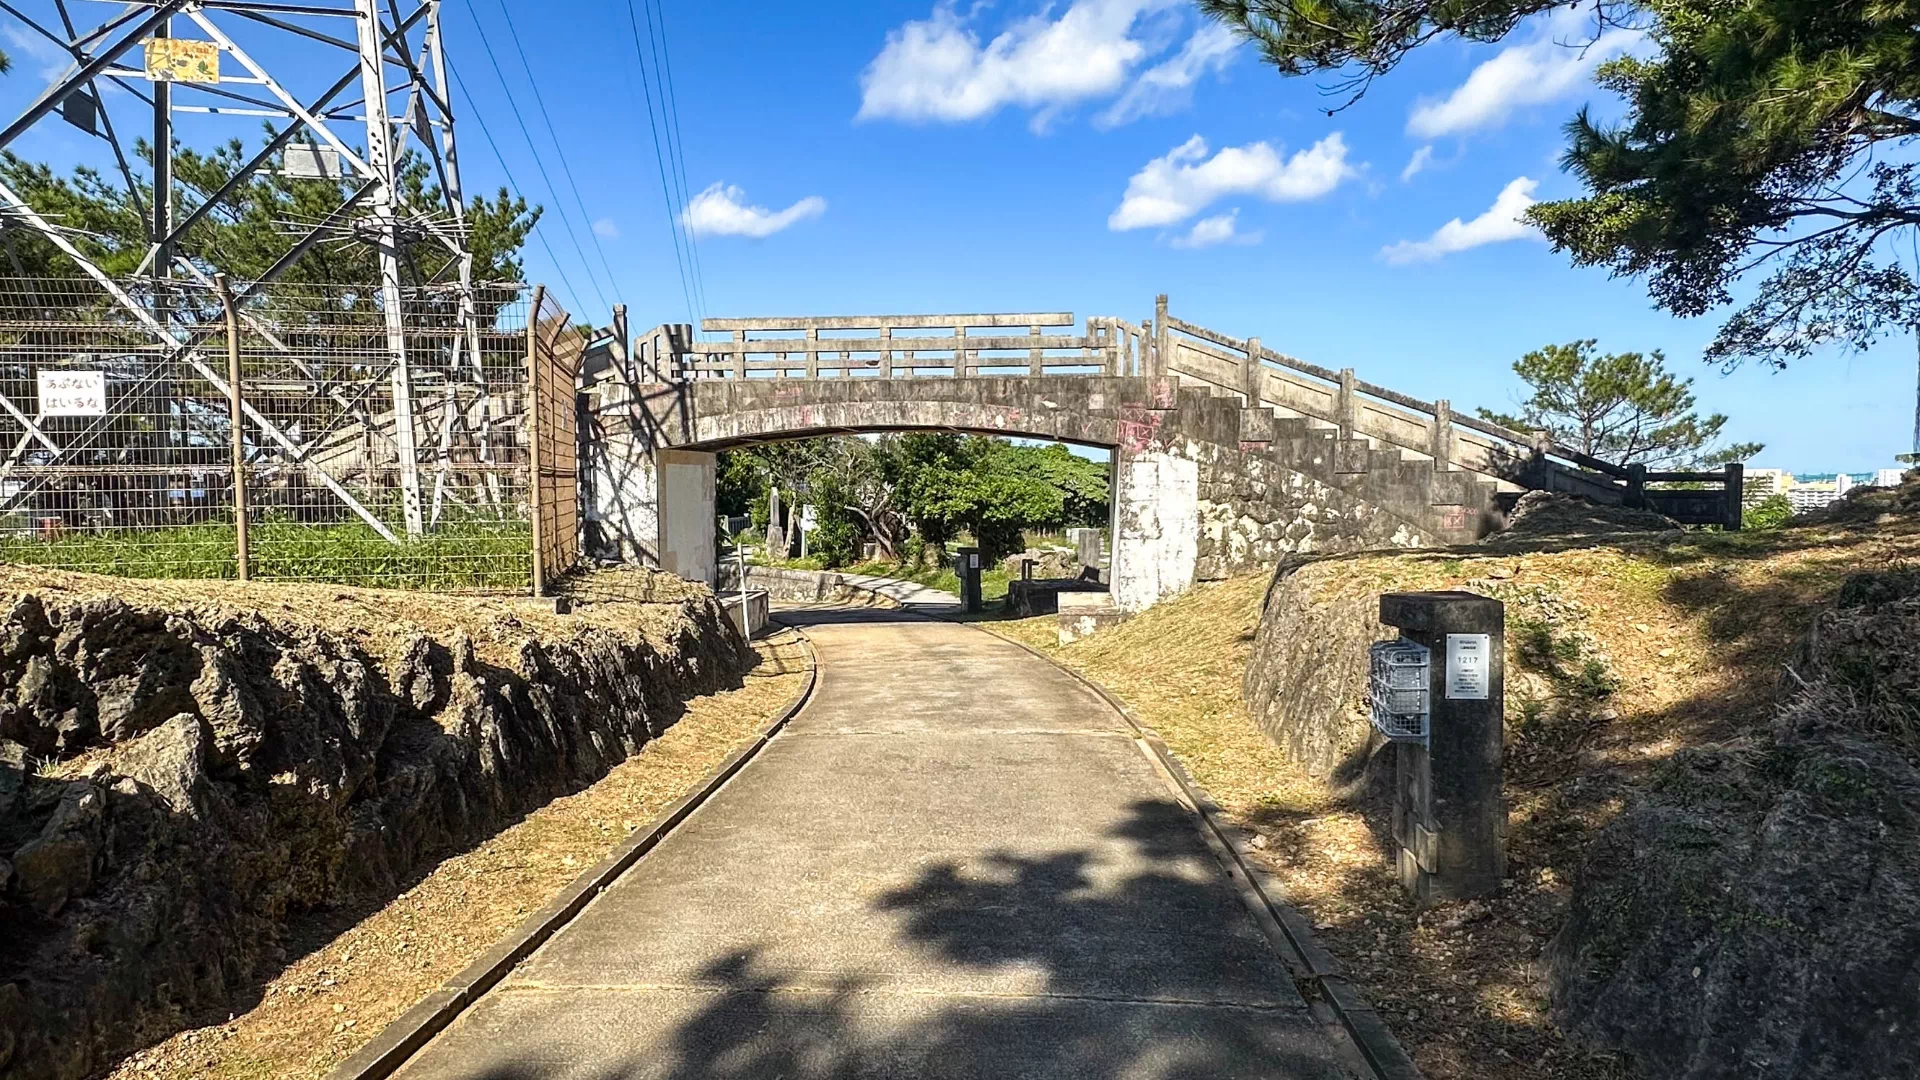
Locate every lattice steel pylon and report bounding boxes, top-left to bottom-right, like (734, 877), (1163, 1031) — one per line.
(0, 0), (485, 537)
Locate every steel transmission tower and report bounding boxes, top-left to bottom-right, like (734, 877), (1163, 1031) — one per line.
(0, 0), (485, 537)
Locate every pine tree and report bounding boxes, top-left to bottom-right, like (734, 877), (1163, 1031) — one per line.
(1203, 0), (1920, 369)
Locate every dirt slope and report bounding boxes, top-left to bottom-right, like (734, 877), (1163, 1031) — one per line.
(991, 502), (1920, 1080)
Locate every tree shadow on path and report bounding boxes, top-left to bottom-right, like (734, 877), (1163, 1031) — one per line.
(428, 800), (1358, 1080)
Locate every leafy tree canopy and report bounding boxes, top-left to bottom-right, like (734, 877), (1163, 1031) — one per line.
(1202, 0), (1920, 369)
(1479, 339), (1763, 468)
(723, 434), (1111, 567)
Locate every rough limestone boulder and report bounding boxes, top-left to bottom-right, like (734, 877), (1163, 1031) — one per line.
(1546, 732), (1920, 1079)
(1241, 560), (1386, 778)
(1000, 548), (1082, 579)
(0, 586), (750, 1080)
(1547, 572), (1920, 1079)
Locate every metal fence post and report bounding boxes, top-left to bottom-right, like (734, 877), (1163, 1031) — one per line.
(527, 284), (548, 597)
(612, 303), (629, 378)
(216, 274), (251, 581)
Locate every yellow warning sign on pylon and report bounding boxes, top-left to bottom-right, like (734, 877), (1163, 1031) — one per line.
(144, 39), (220, 83)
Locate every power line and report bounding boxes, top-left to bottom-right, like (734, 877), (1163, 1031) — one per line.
(641, 0), (710, 320)
(459, 0), (611, 316)
(621, 0), (699, 328)
(446, 62), (589, 317)
(485, 0), (626, 311)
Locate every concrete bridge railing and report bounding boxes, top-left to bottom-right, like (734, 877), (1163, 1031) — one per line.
(1147, 302), (1743, 529)
(573, 297), (1740, 613)
(599, 299), (1739, 527)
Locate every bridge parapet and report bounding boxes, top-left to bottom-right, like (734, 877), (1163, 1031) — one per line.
(577, 295), (1741, 614)
(669, 312), (1154, 381)
(1151, 306), (1741, 527)
(590, 297), (1739, 529)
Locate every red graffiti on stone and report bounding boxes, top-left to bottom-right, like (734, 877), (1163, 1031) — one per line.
(1439, 506), (1471, 531)
(1240, 440), (1269, 452)
(1149, 379), (1177, 409)
(1117, 408), (1164, 453)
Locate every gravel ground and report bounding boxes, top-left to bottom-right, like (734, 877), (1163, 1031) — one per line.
(99, 630), (814, 1080)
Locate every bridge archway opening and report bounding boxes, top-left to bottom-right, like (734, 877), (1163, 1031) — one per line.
(597, 423), (1120, 603)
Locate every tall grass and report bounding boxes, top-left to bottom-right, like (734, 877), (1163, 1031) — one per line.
(0, 518), (532, 591)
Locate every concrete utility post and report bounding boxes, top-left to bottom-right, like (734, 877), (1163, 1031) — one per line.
(953, 546), (983, 612)
(1378, 591), (1506, 902)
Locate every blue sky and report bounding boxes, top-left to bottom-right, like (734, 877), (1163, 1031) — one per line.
(1, 0), (1911, 471)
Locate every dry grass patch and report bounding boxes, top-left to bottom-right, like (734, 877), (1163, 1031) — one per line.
(984, 516), (1920, 1080)
(0, 564), (706, 669)
(102, 632), (814, 1080)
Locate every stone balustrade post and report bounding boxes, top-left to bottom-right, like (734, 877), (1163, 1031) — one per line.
(1243, 336), (1263, 406)
(1431, 398), (1454, 471)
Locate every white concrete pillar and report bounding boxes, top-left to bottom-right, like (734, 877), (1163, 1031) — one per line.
(656, 449), (717, 586)
(1109, 446), (1200, 612)
(582, 444), (717, 586)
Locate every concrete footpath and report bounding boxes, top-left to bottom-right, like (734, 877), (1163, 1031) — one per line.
(387, 606), (1368, 1079)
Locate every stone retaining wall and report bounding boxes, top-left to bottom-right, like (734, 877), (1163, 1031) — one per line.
(0, 588), (751, 1079)
(715, 565), (904, 608)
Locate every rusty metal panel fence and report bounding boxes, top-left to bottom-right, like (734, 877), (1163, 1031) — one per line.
(0, 275), (563, 591)
(527, 285), (585, 594)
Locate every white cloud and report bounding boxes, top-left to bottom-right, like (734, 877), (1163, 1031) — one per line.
(683, 183), (826, 239)
(1109, 133), (1355, 231)
(858, 0), (1211, 131)
(1170, 209), (1261, 249)
(1407, 9), (1644, 138)
(1400, 145), (1436, 182)
(6, 26), (75, 81)
(1381, 177), (1541, 264)
(1095, 23), (1240, 128)
(592, 217), (620, 239)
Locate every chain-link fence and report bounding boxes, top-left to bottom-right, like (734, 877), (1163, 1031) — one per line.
(0, 275), (581, 592)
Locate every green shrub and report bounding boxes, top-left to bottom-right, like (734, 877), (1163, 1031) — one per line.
(1743, 493), (1793, 530)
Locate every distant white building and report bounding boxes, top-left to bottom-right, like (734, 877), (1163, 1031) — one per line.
(1743, 467), (1905, 513)
(1785, 473), (1852, 513)
(1743, 468), (1790, 505)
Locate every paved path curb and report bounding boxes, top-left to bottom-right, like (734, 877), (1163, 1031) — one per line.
(958, 617), (1424, 1080)
(325, 628), (821, 1080)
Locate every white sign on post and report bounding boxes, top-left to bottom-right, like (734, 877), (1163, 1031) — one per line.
(1446, 633), (1491, 700)
(38, 370), (107, 416)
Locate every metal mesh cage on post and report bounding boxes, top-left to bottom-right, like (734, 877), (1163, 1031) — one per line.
(1369, 638), (1431, 743)
(0, 276), (539, 591)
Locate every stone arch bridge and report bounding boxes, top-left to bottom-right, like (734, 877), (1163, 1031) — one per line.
(576, 299), (1742, 612)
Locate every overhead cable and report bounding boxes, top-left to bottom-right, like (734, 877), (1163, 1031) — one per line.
(460, 0), (611, 315)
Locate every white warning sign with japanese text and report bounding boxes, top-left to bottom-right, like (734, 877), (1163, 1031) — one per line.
(38, 370), (106, 416)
